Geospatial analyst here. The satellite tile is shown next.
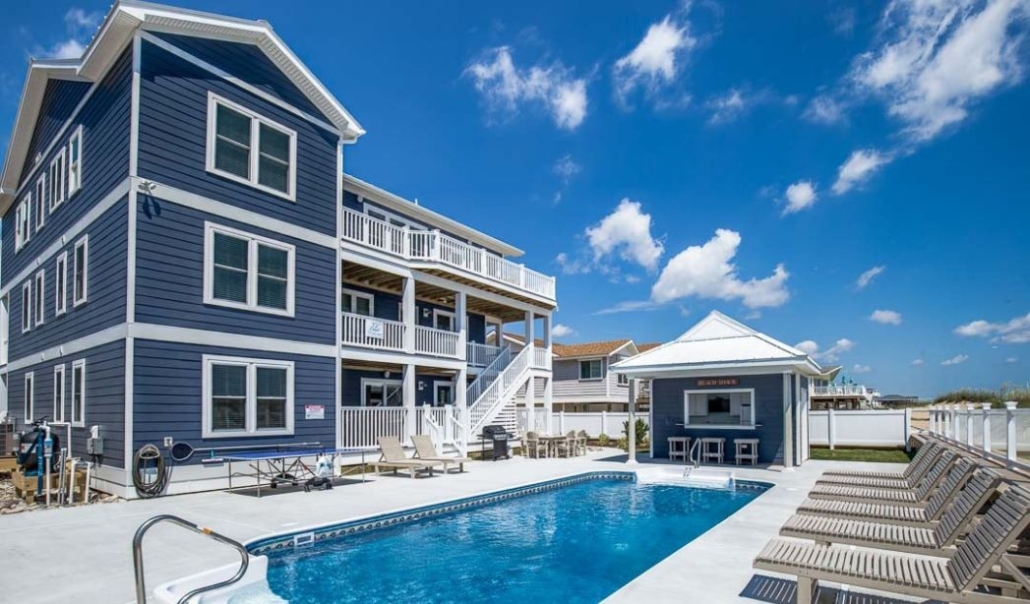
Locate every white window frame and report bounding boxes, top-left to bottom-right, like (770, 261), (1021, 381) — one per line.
(433, 380), (454, 406)
(34, 174), (46, 231)
(71, 359), (86, 427)
(579, 358), (603, 381)
(15, 200), (30, 251)
(67, 126), (83, 198)
(21, 282), (32, 333)
(682, 388), (757, 430)
(341, 288), (375, 316)
(53, 364), (66, 422)
(24, 372), (34, 422)
(363, 204), (427, 231)
(617, 372), (629, 386)
(55, 252), (68, 316)
(359, 378), (402, 407)
(49, 148), (66, 212)
(73, 236), (89, 307)
(432, 309), (456, 332)
(205, 93), (297, 201)
(201, 355), (295, 438)
(33, 271), (45, 327)
(203, 223), (296, 317)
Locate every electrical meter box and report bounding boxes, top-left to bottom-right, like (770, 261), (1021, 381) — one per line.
(87, 425), (104, 455)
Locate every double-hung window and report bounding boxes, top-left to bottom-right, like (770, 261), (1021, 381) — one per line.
(53, 364), (66, 422)
(202, 355), (294, 438)
(34, 175), (46, 231)
(33, 271), (45, 327)
(15, 200), (30, 250)
(21, 282), (31, 333)
(67, 127), (83, 197)
(55, 252), (68, 316)
(49, 149), (66, 211)
(24, 372), (34, 422)
(74, 237), (88, 306)
(71, 360), (86, 427)
(205, 223), (295, 316)
(579, 359), (603, 381)
(206, 94), (297, 199)
(617, 372), (629, 386)
(341, 288), (374, 316)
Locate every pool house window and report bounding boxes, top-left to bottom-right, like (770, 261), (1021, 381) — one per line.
(204, 223), (295, 316)
(579, 359), (603, 381)
(202, 355), (294, 438)
(71, 359), (86, 427)
(683, 389), (755, 427)
(206, 93), (297, 200)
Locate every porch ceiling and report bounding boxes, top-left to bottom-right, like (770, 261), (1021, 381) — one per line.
(341, 360), (456, 376)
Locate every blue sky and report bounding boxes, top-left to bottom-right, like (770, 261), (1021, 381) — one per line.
(3, 1), (1029, 398)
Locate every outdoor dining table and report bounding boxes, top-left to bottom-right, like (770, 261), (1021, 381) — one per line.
(539, 434), (572, 457)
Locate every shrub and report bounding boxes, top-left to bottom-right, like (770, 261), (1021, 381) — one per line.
(597, 433), (610, 447)
(621, 419), (649, 450)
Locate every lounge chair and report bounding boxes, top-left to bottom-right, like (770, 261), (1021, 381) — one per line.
(781, 467), (1004, 556)
(818, 440), (941, 481)
(754, 485), (1030, 604)
(796, 457), (978, 526)
(806, 450), (957, 504)
(373, 436), (442, 478)
(411, 434), (472, 474)
(815, 441), (944, 488)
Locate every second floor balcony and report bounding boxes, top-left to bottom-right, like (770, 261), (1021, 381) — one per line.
(812, 384), (871, 397)
(341, 207), (556, 303)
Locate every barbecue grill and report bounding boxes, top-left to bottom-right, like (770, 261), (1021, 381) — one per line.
(480, 425), (510, 461)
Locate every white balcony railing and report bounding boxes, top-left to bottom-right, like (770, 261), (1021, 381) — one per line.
(532, 346), (551, 370)
(467, 342), (504, 367)
(339, 407), (408, 448)
(414, 325), (461, 358)
(812, 384), (869, 397)
(341, 312), (406, 352)
(341, 207), (556, 300)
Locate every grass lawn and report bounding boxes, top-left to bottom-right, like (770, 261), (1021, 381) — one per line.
(809, 447), (914, 463)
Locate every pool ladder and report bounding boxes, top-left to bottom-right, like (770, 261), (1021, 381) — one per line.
(683, 439), (702, 477)
(133, 514), (250, 604)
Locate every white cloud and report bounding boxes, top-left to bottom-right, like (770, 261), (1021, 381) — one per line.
(585, 199), (664, 272)
(852, 363), (872, 373)
(942, 354), (969, 366)
(651, 229), (790, 309)
(555, 252), (590, 275)
(595, 300), (664, 315)
(551, 324), (575, 338)
(795, 338), (855, 363)
(954, 312), (1030, 344)
(1006, 357), (1019, 363)
(804, 95), (847, 124)
(912, 358), (925, 365)
(856, 265), (886, 289)
(870, 309), (903, 325)
(851, 0), (1030, 141)
(613, 14), (697, 106)
(706, 89), (746, 124)
(36, 8), (102, 59)
(795, 340), (820, 356)
(465, 47), (588, 130)
(783, 180), (818, 214)
(832, 149), (892, 194)
(553, 155), (581, 183)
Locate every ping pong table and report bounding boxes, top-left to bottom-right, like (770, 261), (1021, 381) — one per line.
(218, 446), (378, 497)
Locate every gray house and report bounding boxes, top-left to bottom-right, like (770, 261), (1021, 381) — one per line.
(612, 311), (821, 467)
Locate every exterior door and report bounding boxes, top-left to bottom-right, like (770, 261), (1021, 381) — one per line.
(434, 382), (454, 406)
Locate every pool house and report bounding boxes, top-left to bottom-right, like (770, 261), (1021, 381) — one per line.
(612, 311), (822, 467)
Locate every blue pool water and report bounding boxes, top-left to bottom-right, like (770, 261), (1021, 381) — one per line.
(262, 477), (767, 603)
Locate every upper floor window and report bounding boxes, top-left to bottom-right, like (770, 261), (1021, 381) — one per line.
(34, 175), (46, 231)
(15, 200), (30, 251)
(204, 223), (295, 316)
(579, 359), (603, 381)
(73, 237), (89, 306)
(206, 94), (297, 200)
(341, 288), (374, 316)
(67, 127), (83, 197)
(21, 282), (31, 333)
(617, 373), (629, 386)
(49, 149), (66, 212)
(33, 271), (45, 327)
(55, 252), (68, 316)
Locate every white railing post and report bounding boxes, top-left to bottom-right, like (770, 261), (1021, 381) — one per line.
(981, 403), (992, 456)
(1005, 401), (1017, 462)
(951, 404), (960, 440)
(445, 405), (454, 443)
(965, 403), (975, 447)
(402, 226), (410, 258)
(559, 410), (566, 434)
(601, 410), (608, 437)
(930, 406), (937, 434)
(827, 407), (836, 450)
(903, 408), (912, 452)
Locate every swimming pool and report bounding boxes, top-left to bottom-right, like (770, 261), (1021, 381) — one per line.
(253, 472), (769, 603)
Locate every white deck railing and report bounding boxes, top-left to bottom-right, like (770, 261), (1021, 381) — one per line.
(532, 346), (551, 370)
(467, 342), (504, 367)
(469, 345), (533, 433)
(414, 325), (462, 358)
(341, 207), (556, 300)
(339, 407), (408, 448)
(812, 384), (869, 396)
(341, 312), (406, 352)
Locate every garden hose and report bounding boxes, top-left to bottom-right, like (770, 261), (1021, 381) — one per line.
(132, 444), (169, 498)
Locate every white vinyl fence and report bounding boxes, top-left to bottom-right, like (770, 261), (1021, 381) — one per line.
(928, 402), (1030, 465)
(809, 409), (912, 450)
(548, 411), (650, 438)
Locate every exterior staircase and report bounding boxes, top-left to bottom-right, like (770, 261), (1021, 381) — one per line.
(467, 345), (534, 437)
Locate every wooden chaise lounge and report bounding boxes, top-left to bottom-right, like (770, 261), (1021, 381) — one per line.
(412, 434), (472, 474)
(373, 436), (442, 478)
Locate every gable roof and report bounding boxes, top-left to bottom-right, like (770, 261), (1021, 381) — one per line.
(636, 342), (662, 353)
(611, 310), (822, 377)
(1, 0), (364, 212)
(553, 339), (636, 359)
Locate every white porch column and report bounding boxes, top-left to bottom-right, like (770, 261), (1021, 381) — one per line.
(544, 375), (553, 434)
(455, 291), (467, 360)
(966, 403), (975, 447)
(982, 403), (992, 456)
(455, 366), (468, 457)
(626, 378), (637, 464)
(526, 375), (535, 434)
(402, 277), (416, 354)
(782, 373), (794, 469)
(542, 314), (552, 369)
(524, 311), (535, 350)
(403, 364), (416, 444)
(1005, 401), (1017, 462)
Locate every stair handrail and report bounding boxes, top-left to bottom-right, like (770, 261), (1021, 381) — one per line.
(421, 404), (444, 444)
(133, 514), (250, 604)
(469, 345), (534, 433)
(467, 345), (512, 404)
(688, 438), (701, 469)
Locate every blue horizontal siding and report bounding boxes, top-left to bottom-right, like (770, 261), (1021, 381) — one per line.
(8, 200), (128, 360)
(134, 197), (336, 344)
(2, 47), (131, 279)
(132, 340), (336, 458)
(19, 79), (92, 184)
(152, 33), (328, 122)
(6, 340), (126, 469)
(137, 39), (339, 236)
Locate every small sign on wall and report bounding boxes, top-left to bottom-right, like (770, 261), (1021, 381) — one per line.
(305, 405), (325, 420)
(697, 378), (739, 387)
(365, 319), (384, 339)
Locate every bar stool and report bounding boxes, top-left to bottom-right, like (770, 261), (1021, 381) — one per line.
(668, 436), (690, 462)
(700, 437), (725, 464)
(734, 438), (759, 466)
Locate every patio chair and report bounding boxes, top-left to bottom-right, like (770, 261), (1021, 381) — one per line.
(754, 485), (1030, 604)
(373, 436), (442, 478)
(576, 430), (589, 455)
(525, 431), (548, 459)
(553, 433), (574, 458)
(806, 451), (958, 504)
(815, 442), (945, 488)
(411, 434), (472, 474)
(795, 457), (980, 526)
(818, 440), (941, 481)
(781, 467), (1004, 556)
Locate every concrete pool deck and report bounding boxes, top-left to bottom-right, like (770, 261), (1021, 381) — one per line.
(0, 450), (920, 604)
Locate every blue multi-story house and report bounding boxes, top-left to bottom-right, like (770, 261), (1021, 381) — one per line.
(0, 1), (557, 497)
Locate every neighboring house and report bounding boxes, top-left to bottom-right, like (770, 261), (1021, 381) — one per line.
(613, 311), (821, 467)
(810, 365), (877, 410)
(0, 1), (556, 497)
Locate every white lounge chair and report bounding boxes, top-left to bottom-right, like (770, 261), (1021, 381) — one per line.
(815, 441), (945, 488)
(806, 450), (958, 504)
(411, 434), (472, 474)
(818, 440), (941, 481)
(373, 436), (442, 478)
